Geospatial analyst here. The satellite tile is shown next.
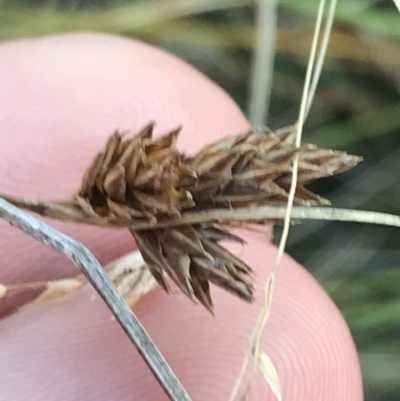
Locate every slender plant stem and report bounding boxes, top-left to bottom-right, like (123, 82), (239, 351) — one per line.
(247, 0), (277, 126)
(0, 197), (192, 401)
(139, 206), (400, 230)
(231, 1), (344, 399)
(151, 206), (400, 229)
(2, 193), (400, 230)
(305, 0), (337, 118)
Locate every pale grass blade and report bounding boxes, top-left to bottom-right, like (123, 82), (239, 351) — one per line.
(0, 250), (158, 310)
(259, 349), (282, 401)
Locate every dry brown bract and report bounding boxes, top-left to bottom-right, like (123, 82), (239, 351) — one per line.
(1, 122), (361, 312)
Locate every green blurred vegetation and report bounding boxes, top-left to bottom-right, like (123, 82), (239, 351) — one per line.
(1, 1), (400, 400)
(3, 0), (399, 150)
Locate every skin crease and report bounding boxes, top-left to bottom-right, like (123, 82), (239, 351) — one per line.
(0, 33), (363, 401)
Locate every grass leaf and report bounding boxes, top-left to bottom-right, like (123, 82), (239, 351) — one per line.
(259, 350), (282, 401)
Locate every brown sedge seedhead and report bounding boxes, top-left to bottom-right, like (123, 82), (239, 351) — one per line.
(0, 122), (361, 312)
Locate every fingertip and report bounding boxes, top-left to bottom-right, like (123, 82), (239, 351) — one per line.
(0, 33), (250, 284)
(0, 33), (362, 401)
(0, 231), (362, 401)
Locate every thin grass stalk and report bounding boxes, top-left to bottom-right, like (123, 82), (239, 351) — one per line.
(255, 0), (331, 379)
(229, 0), (330, 399)
(0, 197), (192, 401)
(305, 0), (338, 118)
(247, 0), (277, 126)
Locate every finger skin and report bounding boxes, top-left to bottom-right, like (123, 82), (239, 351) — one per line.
(0, 33), (363, 401)
(0, 33), (251, 284)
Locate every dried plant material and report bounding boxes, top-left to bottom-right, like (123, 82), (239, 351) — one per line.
(231, 3), (338, 400)
(0, 251), (157, 312)
(0, 123), (361, 311)
(133, 223), (253, 312)
(0, 284), (7, 298)
(29, 278), (84, 305)
(1, 124), (361, 227)
(107, 250), (158, 305)
(0, 198), (192, 401)
(258, 350), (282, 401)
(0, 278), (82, 313)
(76, 122), (194, 224)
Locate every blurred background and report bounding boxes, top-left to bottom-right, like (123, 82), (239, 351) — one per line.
(1, 0), (399, 400)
